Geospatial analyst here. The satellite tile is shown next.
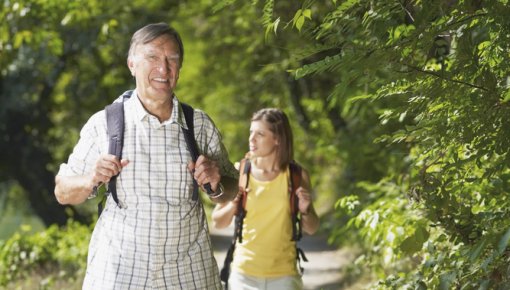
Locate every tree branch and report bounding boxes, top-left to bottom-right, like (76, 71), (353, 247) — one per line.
(287, 74), (311, 131)
(400, 64), (489, 92)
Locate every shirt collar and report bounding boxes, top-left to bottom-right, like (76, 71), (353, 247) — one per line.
(128, 90), (188, 129)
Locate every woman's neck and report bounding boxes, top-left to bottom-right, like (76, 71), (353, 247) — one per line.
(253, 156), (280, 173)
(251, 156), (281, 182)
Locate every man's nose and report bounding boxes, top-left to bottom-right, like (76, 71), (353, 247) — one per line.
(157, 63), (169, 73)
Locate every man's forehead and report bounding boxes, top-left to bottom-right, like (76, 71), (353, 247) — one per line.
(144, 35), (178, 48)
(137, 41), (180, 56)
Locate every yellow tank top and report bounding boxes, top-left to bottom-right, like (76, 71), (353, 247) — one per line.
(232, 167), (298, 277)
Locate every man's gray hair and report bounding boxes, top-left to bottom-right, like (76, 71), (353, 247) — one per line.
(128, 22), (184, 66)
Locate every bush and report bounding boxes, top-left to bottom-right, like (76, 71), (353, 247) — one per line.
(0, 220), (92, 288)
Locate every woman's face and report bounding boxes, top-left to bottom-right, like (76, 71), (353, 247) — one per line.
(249, 120), (279, 158)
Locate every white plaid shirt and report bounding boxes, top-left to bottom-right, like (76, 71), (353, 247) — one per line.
(58, 91), (237, 289)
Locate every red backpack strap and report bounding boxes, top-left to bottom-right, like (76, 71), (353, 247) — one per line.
(289, 161), (307, 274)
(238, 158), (251, 208)
(289, 161), (302, 241)
(234, 158), (251, 243)
(289, 161), (302, 213)
(221, 158), (251, 286)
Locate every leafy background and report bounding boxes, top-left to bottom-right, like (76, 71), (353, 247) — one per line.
(1, 0), (510, 289)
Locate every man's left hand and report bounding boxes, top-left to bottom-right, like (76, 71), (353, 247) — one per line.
(189, 155), (221, 192)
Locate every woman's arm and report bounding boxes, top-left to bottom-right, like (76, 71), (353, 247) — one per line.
(211, 196), (240, 229)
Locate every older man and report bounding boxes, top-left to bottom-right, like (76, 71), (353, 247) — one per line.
(55, 22), (238, 289)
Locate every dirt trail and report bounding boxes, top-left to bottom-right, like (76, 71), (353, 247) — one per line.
(210, 225), (355, 290)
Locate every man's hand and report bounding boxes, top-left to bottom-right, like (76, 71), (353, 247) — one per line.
(55, 155), (129, 205)
(188, 155), (221, 192)
(91, 154), (130, 187)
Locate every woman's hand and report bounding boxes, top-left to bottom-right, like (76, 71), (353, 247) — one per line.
(296, 187), (312, 215)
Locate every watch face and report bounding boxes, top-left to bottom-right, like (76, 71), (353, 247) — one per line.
(210, 184), (224, 198)
(90, 183), (105, 199)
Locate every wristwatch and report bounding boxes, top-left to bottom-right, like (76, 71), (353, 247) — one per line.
(209, 183), (224, 198)
(89, 185), (99, 199)
(89, 182), (103, 199)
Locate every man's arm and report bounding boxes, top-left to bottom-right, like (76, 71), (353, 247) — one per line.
(55, 155), (129, 205)
(54, 174), (95, 205)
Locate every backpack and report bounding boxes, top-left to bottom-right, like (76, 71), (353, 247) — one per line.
(98, 90), (213, 215)
(219, 158), (308, 289)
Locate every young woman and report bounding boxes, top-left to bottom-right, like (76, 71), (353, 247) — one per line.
(212, 108), (320, 290)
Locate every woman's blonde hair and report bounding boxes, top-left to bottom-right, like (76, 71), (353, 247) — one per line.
(251, 108), (293, 170)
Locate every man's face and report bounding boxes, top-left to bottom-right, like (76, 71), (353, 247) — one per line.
(128, 34), (181, 101)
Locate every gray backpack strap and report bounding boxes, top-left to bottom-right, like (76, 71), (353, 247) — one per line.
(180, 102), (213, 200)
(99, 90), (133, 214)
(105, 102), (124, 208)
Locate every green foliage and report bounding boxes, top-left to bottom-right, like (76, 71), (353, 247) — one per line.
(292, 8), (312, 32)
(0, 220), (92, 288)
(250, 0), (510, 288)
(3, 0), (510, 288)
(0, 181), (45, 240)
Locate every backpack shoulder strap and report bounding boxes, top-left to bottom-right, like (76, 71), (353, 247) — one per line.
(106, 102), (124, 160)
(181, 103), (199, 201)
(289, 161), (303, 241)
(101, 90), (133, 214)
(180, 102), (213, 200)
(234, 158), (250, 243)
(289, 161), (308, 274)
(180, 102), (199, 201)
(220, 157), (250, 287)
(240, 158), (251, 209)
(180, 102), (195, 146)
(105, 90), (133, 161)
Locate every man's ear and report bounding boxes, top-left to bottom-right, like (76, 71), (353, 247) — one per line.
(127, 58), (135, 77)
